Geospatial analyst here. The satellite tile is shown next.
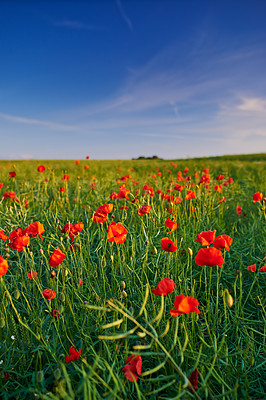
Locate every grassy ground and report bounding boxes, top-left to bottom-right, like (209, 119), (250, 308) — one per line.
(0, 154), (265, 400)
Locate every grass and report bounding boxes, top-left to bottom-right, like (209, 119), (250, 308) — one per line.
(0, 154), (265, 400)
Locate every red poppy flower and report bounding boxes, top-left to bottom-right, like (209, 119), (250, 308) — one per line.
(84, 165), (89, 169)
(75, 160), (80, 165)
(236, 205), (242, 215)
(42, 289), (56, 300)
(0, 183), (3, 189)
(253, 192), (263, 202)
(259, 264), (266, 272)
(203, 168), (209, 173)
(24, 200), (29, 208)
(227, 177), (233, 183)
(175, 196), (182, 204)
(23, 221), (45, 239)
(97, 204), (113, 214)
(107, 222), (128, 244)
(110, 192), (118, 199)
(170, 294), (200, 316)
(161, 237), (177, 253)
(247, 264), (256, 272)
(37, 165), (45, 173)
(195, 247), (224, 268)
(213, 234), (233, 251)
(62, 174), (70, 182)
(165, 218), (178, 234)
(73, 222), (84, 233)
(137, 204), (151, 215)
(9, 227), (23, 241)
(49, 247), (66, 267)
(51, 309), (60, 319)
(189, 368), (199, 391)
(200, 174), (210, 184)
(184, 167), (189, 174)
(65, 346), (81, 364)
(9, 171), (16, 177)
(8, 235), (30, 251)
(185, 190), (196, 200)
(86, 156), (90, 159)
(27, 271), (38, 280)
(190, 206), (195, 212)
(152, 277), (175, 296)
(216, 175), (225, 180)
(218, 197), (227, 204)
(195, 230), (216, 246)
(0, 230), (8, 241)
(59, 187), (65, 192)
(122, 355), (142, 382)
(118, 185), (130, 199)
(0, 256), (9, 276)
(174, 184), (185, 191)
(2, 191), (19, 202)
(214, 185), (222, 193)
(93, 212), (108, 223)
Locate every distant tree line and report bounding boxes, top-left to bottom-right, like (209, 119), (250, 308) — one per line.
(132, 155), (163, 160)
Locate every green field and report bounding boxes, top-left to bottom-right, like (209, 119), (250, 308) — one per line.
(0, 154), (265, 400)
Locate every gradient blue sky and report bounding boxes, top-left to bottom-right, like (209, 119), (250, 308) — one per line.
(1, 0), (266, 159)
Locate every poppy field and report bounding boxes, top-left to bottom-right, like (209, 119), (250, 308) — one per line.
(0, 155), (265, 400)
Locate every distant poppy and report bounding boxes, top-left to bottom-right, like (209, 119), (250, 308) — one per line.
(9, 171), (16, 177)
(185, 190), (196, 200)
(184, 167), (189, 174)
(110, 192), (118, 199)
(195, 247), (224, 268)
(86, 156), (90, 159)
(93, 212), (108, 223)
(253, 192), (263, 202)
(0, 256), (9, 276)
(62, 174), (69, 182)
(27, 271), (38, 280)
(203, 168), (209, 173)
(190, 206), (196, 212)
(97, 204), (113, 214)
(200, 174), (210, 184)
(118, 185), (130, 199)
(65, 346), (81, 364)
(175, 196), (182, 204)
(227, 177), (233, 183)
(42, 289), (56, 300)
(213, 234), (233, 251)
(170, 294), (200, 316)
(195, 230), (216, 246)
(218, 197), (227, 204)
(59, 187), (65, 192)
(50, 309), (60, 319)
(49, 247), (66, 267)
(84, 165), (89, 169)
(23, 221), (45, 239)
(174, 184), (185, 191)
(236, 205), (242, 215)
(216, 175), (225, 180)
(161, 237), (177, 253)
(165, 218), (178, 234)
(119, 205), (129, 210)
(122, 355), (142, 382)
(247, 264), (256, 272)
(137, 204), (151, 215)
(8, 235), (30, 251)
(214, 185), (223, 193)
(0, 230), (8, 241)
(24, 200), (29, 208)
(37, 165), (45, 173)
(2, 191), (19, 202)
(189, 368), (199, 391)
(259, 264), (266, 272)
(75, 160), (80, 165)
(107, 222), (128, 244)
(152, 277), (175, 296)
(0, 183), (3, 189)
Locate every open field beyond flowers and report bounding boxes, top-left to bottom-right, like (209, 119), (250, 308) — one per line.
(0, 155), (265, 400)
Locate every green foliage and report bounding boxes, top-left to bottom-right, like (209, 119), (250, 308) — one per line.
(0, 157), (265, 399)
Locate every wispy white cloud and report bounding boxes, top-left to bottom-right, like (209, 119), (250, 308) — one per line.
(116, 0), (133, 31)
(53, 19), (103, 31)
(236, 97), (266, 113)
(0, 112), (76, 131)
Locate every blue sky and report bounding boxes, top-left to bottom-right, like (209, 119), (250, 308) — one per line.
(0, 0), (266, 159)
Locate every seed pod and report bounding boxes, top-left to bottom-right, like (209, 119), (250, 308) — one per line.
(188, 248), (193, 256)
(224, 290), (234, 307)
(120, 281), (126, 290)
(121, 290), (127, 298)
(14, 289), (20, 300)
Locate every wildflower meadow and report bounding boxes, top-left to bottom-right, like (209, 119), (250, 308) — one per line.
(0, 154), (265, 400)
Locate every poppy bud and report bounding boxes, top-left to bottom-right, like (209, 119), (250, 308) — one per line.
(152, 246), (157, 254)
(224, 290), (234, 307)
(145, 241), (149, 245)
(39, 248), (44, 254)
(59, 293), (66, 302)
(0, 318), (5, 328)
(120, 281), (126, 290)
(188, 248), (193, 256)
(110, 255), (114, 262)
(5, 253), (10, 258)
(54, 368), (61, 380)
(64, 269), (69, 277)
(14, 289), (20, 300)
(50, 270), (57, 279)
(36, 370), (44, 383)
(121, 290), (127, 298)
